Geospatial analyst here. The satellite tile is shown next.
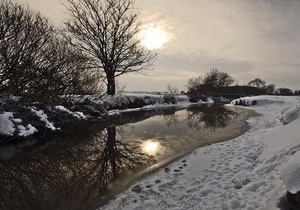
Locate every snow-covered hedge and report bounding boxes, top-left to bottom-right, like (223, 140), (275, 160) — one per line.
(0, 93), (190, 138)
(75, 93), (186, 110)
(101, 94), (164, 110)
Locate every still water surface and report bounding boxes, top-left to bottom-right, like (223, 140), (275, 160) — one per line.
(0, 104), (252, 210)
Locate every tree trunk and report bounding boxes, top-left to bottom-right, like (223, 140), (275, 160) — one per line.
(107, 77), (115, 95)
(107, 127), (117, 177)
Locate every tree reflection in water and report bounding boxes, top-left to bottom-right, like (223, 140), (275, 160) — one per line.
(0, 127), (149, 210)
(0, 105), (238, 209)
(162, 107), (179, 127)
(186, 104), (237, 130)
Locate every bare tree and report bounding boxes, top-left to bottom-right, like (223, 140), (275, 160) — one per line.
(0, 0), (53, 96)
(39, 35), (104, 97)
(247, 78), (266, 89)
(186, 76), (204, 102)
(0, 1), (101, 100)
(163, 84), (179, 104)
(203, 68), (235, 88)
(65, 0), (157, 95)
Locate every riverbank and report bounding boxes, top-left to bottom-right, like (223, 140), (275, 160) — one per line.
(0, 93), (190, 142)
(87, 105), (257, 209)
(0, 94), (257, 209)
(99, 95), (300, 210)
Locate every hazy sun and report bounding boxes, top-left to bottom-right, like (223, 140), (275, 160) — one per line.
(139, 26), (167, 50)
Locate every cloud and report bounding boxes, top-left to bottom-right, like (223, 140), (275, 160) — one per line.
(15, 0), (300, 91)
(14, 0), (66, 26)
(134, 0), (300, 90)
(120, 52), (255, 91)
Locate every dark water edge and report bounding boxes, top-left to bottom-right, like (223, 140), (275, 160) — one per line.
(0, 104), (258, 210)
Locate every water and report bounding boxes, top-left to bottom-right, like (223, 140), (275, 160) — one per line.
(0, 104), (254, 210)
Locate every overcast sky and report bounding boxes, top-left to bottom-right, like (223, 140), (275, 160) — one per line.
(13, 0), (300, 92)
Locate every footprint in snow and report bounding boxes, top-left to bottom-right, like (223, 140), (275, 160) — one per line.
(146, 184), (153, 188)
(155, 179), (161, 184)
(132, 185), (142, 193)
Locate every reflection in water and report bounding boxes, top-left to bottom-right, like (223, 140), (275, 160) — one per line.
(0, 127), (149, 210)
(162, 107), (179, 127)
(186, 104), (236, 130)
(142, 140), (160, 156)
(0, 105), (245, 210)
(121, 104), (242, 166)
(100, 127), (148, 178)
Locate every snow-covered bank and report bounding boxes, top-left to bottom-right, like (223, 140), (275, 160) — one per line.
(0, 94), (204, 139)
(100, 96), (300, 210)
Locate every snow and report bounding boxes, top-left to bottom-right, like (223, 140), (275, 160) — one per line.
(100, 96), (300, 210)
(0, 112), (15, 136)
(280, 151), (300, 194)
(75, 93), (192, 111)
(31, 107), (56, 130)
(0, 111), (39, 137)
(0, 93), (189, 138)
(107, 95), (194, 115)
(12, 118), (22, 123)
(55, 105), (87, 119)
(18, 124), (38, 137)
(2, 94), (300, 208)
(281, 106), (300, 125)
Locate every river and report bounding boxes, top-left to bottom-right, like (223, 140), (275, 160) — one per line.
(0, 104), (256, 210)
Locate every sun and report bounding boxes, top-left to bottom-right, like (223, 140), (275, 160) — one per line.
(139, 26), (167, 50)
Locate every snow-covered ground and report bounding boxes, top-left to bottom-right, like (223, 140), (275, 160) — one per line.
(100, 96), (300, 210)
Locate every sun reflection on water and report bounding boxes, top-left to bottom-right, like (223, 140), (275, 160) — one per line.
(142, 140), (160, 155)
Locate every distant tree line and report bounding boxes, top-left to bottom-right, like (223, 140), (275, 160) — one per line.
(187, 68), (299, 102)
(0, 0), (155, 101)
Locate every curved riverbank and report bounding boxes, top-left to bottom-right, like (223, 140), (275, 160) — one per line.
(0, 96), (259, 210)
(100, 96), (300, 210)
(88, 106), (259, 209)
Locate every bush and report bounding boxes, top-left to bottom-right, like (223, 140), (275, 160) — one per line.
(163, 85), (178, 104)
(163, 94), (177, 104)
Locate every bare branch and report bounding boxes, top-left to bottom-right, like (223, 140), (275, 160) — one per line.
(65, 0), (157, 95)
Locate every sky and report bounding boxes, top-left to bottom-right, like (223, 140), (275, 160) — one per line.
(12, 0), (300, 92)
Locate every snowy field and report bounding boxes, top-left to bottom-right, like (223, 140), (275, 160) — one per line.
(100, 96), (300, 210)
